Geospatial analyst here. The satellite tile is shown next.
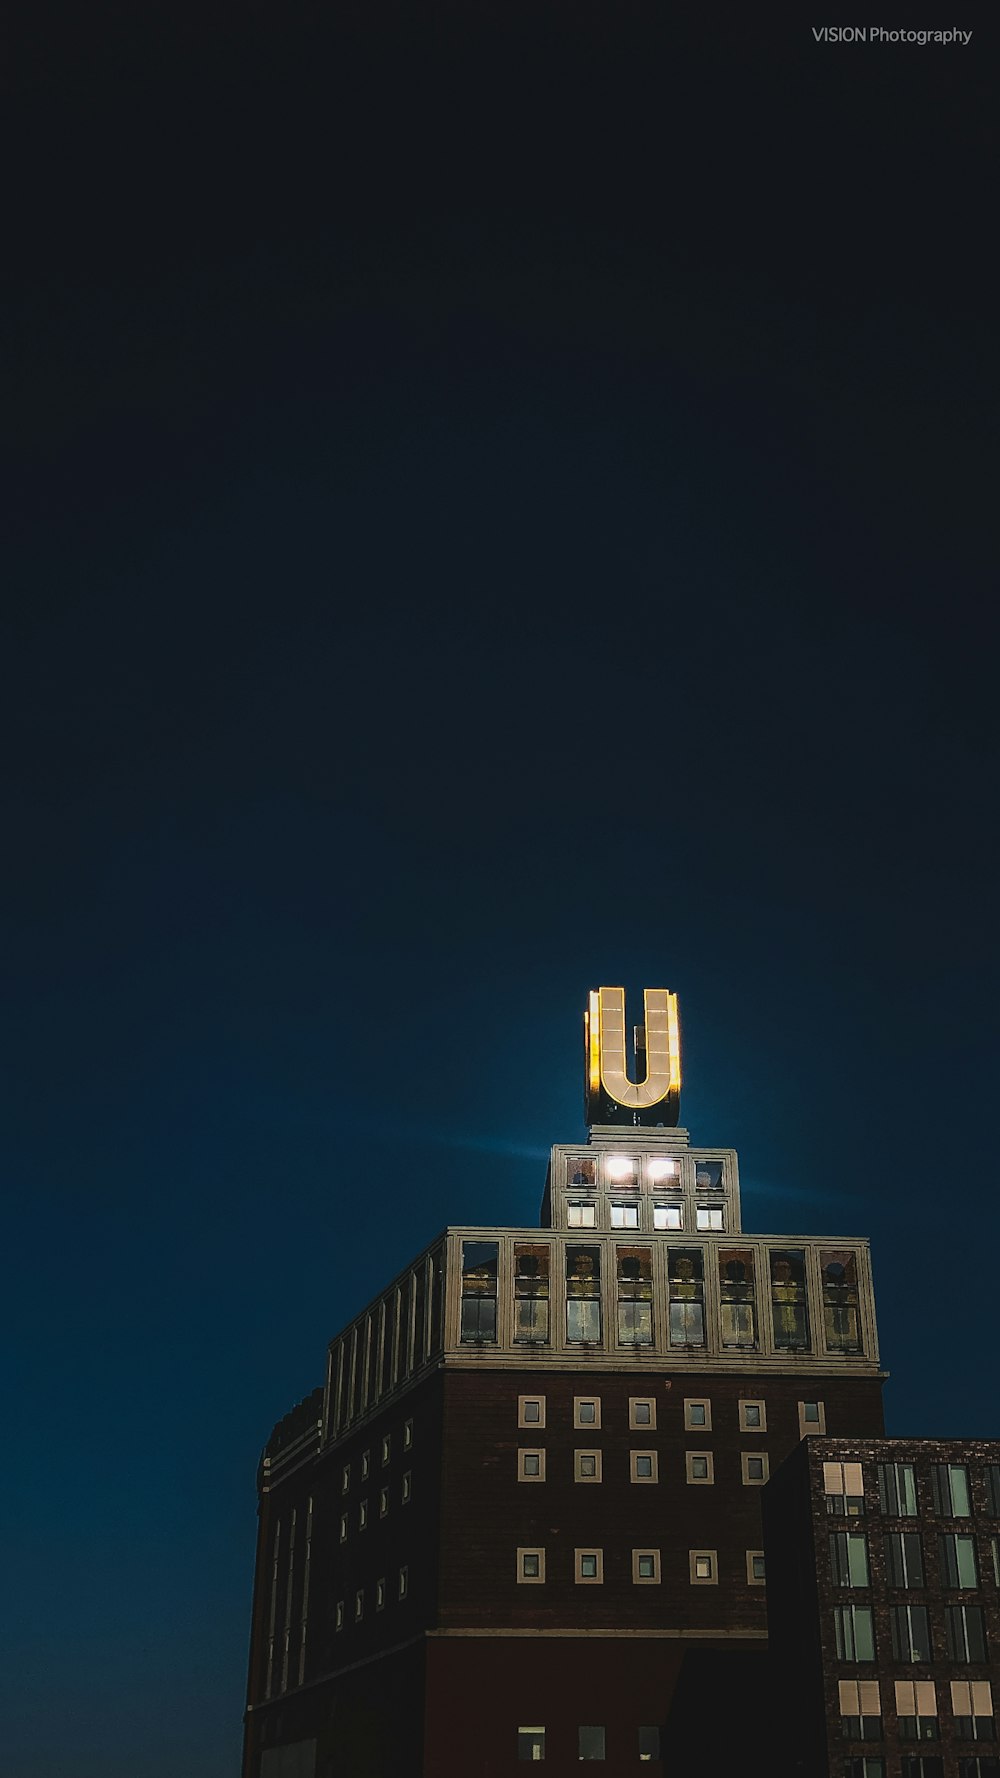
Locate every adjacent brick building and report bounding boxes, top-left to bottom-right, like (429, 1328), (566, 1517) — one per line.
(763, 1437), (1000, 1778)
(242, 988), (887, 1776)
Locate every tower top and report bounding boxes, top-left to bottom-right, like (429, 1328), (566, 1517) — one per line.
(584, 987), (682, 1128)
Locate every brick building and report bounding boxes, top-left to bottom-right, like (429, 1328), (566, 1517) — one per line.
(241, 988), (887, 1776)
(762, 1436), (1000, 1778)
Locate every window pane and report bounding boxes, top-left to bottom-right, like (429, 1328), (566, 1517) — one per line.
(669, 1248), (705, 1348)
(514, 1244), (550, 1344)
(719, 1249), (757, 1348)
(879, 1462), (918, 1517)
(518, 1726), (545, 1761)
(638, 1727), (661, 1761)
(770, 1248), (811, 1350)
(461, 1242), (498, 1345)
(821, 1248), (863, 1353)
(578, 1726), (606, 1760)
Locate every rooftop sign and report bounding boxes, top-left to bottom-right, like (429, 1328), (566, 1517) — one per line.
(585, 987), (681, 1128)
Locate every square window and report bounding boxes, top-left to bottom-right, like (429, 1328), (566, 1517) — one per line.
(747, 1550), (766, 1584)
(611, 1201), (640, 1228)
(579, 1726), (606, 1760)
(687, 1451), (714, 1484)
(576, 1548), (604, 1584)
(654, 1202), (683, 1230)
(739, 1399), (766, 1432)
(402, 1471), (412, 1503)
(742, 1452), (769, 1485)
(568, 1201), (598, 1228)
(631, 1450), (658, 1483)
(690, 1549), (718, 1584)
(518, 1726), (545, 1762)
(629, 1397), (656, 1429)
(696, 1205), (724, 1230)
(575, 1449), (602, 1482)
(685, 1398), (712, 1431)
(574, 1397), (601, 1428)
(519, 1448), (545, 1482)
(403, 1419), (413, 1449)
(799, 1400), (827, 1436)
(648, 1155), (681, 1185)
(519, 1396), (546, 1429)
(398, 1565), (408, 1599)
(633, 1549), (661, 1584)
(518, 1548), (546, 1583)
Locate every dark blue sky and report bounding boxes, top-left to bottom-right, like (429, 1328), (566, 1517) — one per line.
(5, 6), (998, 1775)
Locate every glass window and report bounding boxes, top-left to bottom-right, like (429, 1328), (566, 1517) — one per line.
(605, 1154), (639, 1189)
(514, 1244), (550, 1344)
(830, 1532), (870, 1587)
(630, 1397), (655, 1428)
(824, 1461), (865, 1516)
(518, 1726), (545, 1762)
(519, 1449), (545, 1482)
(720, 1250), (757, 1348)
(770, 1248), (811, 1350)
(578, 1726), (606, 1761)
(946, 1604), (988, 1663)
(632, 1451), (658, 1482)
(690, 1550), (717, 1583)
(568, 1201), (598, 1228)
(610, 1201), (640, 1228)
(844, 1762), (886, 1777)
(567, 1246), (602, 1344)
(668, 1248), (705, 1348)
(940, 1534), (978, 1588)
(694, 1159), (724, 1190)
(687, 1452), (713, 1483)
(638, 1727), (661, 1762)
(653, 1201), (683, 1229)
(931, 1464), (972, 1518)
(576, 1549), (603, 1583)
(951, 1681), (995, 1742)
(821, 1249), (863, 1353)
(518, 1549), (545, 1583)
(695, 1204), (723, 1231)
(879, 1461), (918, 1517)
(986, 1465), (1000, 1518)
(740, 1399), (766, 1431)
(685, 1398), (711, 1429)
(648, 1155), (681, 1186)
(743, 1453), (769, 1485)
(520, 1396), (545, 1427)
(835, 1604), (876, 1661)
(895, 1679), (938, 1742)
(838, 1678), (882, 1740)
(900, 1760), (945, 1778)
(891, 1605), (933, 1663)
(886, 1532), (926, 1588)
(748, 1551), (766, 1584)
(574, 1397), (600, 1428)
(636, 1554), (657, 1580)
(575, 1450), (601, 1482)
(460, 1241), (498, 1343)
(566, 1156), (596, 1189)
(616, 1246), (653, 1346)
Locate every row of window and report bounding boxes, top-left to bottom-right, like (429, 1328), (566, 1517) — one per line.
(838, 1678), (996, 1742)
(515, 1546), (763, 1586)
(830, 1530), (1000, 1591)
(562, 1153), (725, 1193)
(515, 1392), (823, 1433)
(840, 1761), (1000, 1777)
(825, 1459), (1000, 1522)
(516, 1446), (770, 1485)
(518, 1723), (661, 1761)
(834, 1601), (994, 1664)
(338, 1474), (411, 1539)
(335, 1566), (408, 1627)
(339, 1420), (413, 1492)
(463, 1240), (863, 1354)
(567, 1200), (725, 1231)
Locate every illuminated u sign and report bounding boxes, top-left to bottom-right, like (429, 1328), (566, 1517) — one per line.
(585, 987), (681, 1127)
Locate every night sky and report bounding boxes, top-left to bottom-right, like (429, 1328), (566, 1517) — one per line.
(5, 7), (998, 1775)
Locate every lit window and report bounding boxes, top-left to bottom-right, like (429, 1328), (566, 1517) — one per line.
(341, 1464), (350, 1493)
(567, 1156), (596, 1189)
(519, 1448), (545, 1482)
(747, 1551), (767, 1585)
(696, 1205), (724, 1231)
(398, 1566), (408, 1599)
(742, 1452), (769, 1486)
(638, 1727), (661, 1762)
(361, 1450), (370, 1480)
(518, 1548), (545, 1584)
(359, 1499), (368, 1530)
(335, 1599), (344, 1631)
(403, 1419), (413, 1449)
(932, 1464), (972, 1518)
(834, 1604), (876, 1661)
(685, 1398), (711, 1430)
(690, 1550), (717, 1584)
(631, 1450), (658, 1483)
(695, 1159), (724, 1190)
(381, 1434), (391, 1465)
(838, 1678), (882, 1740)
(606, 1155), (639, 1186)
(895, 1678), (938, 1741)
(687, 1451), (713, 1484)
(401, 1471), (412, 1504)
(830, 1531), (871, 1587)
(517, 1726), (545, 1762)
(611, 1201), (639, 1228)
(739, 1400), (766, 1431)
(653, 1202), (683, 1230)
(574, 1397), (601, 1429)
(568, 1201), (598, 1228)
(799, 1400), (826, 1436)
(354, 1590), (364, 1621)
(633, 1549), (661, 1583)
(375, 1577), (385, 1611)
(339, 1513), (348, 1544)
(630, 1398), (656, 1429)
(575, 1549), (604, 1584)
(770, 1249), (810, 1350)
(648, 1156), (680, 1185)
(824, 1461), (865, 1516)
(379, 1487), (389, 1517)
(519, 1395), (546, 1428)
(575, 1450), (602, 1483)
(579, 1726), (606, 1760)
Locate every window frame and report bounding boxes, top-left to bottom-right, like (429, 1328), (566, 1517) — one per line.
(746, 1549), (766, 1585)
(575, 1547), (604, 1585)
(686, 1450), (714, 1485)
(632, 1548), (661, 1584)
(518, 1447), (546, 1482)
(631, 1449), (659, 1484)
(517, 1547), (546, 1584)
(684, 1397), (712, 1431)
(739, 1398), (767, 1432)
(690, 1548), (718, 1585)
(799, 1399), (827, 1436)
(574, 1448), (603, 1483)
(518, 1394), (546, 1429)
(574, 1395), (601, 1429)
(629, 1396), (656, 1430)
(742, 1450), (770, 1486)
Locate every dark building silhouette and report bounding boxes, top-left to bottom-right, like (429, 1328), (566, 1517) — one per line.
(242, 988), (887, 1776)
(763, 1436), (1000, 1778)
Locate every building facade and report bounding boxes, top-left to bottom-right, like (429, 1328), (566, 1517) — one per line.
(242, 988), (886, 1776)
(763, 1436), (1000, 1778)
